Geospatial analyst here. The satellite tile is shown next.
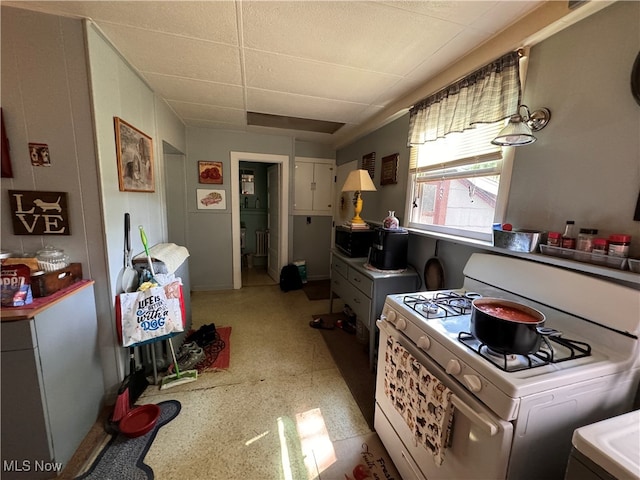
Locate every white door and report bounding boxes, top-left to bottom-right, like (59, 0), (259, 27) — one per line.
(267, 165), (279, 282)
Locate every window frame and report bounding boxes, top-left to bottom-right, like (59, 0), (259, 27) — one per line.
(404, 138), (515, 243)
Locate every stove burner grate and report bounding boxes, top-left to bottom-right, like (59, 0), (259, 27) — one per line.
(458, 332), (592, 372)
(403, 291), (480, 319)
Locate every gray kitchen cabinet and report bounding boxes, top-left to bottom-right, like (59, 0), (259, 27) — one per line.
(293, 157), (335, 216)
(1, 281), (104, 479)
(329, 250), (420, 370)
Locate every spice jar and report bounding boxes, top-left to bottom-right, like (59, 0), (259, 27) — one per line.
(547, 232), (562, 247)
(608, 234), (631, 258)
(561, 221), (577, 249)
(592, 238), (609, 255)
(591, 238), (609, 265)
(577, 228), (598, 252)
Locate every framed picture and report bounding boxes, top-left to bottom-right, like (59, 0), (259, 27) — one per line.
(362, 152), (375, 179)
(114, 117), (154, 192)
(381, 153), (399, 185)
(9, 190), (70, 235)
(197, 189), (226, 210)
(198, 161), (223, 184)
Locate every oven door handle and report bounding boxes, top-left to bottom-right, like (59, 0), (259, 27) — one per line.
(451, 395), (499, 436)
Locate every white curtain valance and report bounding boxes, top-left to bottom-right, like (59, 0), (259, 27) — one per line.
(408, 51), (521, 146)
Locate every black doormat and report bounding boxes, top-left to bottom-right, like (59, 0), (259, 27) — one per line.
(76, 400), (181, 480)
(312, 313), (375, 429)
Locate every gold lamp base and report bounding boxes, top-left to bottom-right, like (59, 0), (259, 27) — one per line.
(349, 192), (367, 225)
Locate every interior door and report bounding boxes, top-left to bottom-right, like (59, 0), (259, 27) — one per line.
(267, 165), (280, 282)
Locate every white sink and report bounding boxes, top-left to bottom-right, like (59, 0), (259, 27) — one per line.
(572, 410), (640, 479)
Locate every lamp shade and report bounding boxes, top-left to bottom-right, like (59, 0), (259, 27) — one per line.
(491, 117), (536, 146)
(341, 169), (377, 192)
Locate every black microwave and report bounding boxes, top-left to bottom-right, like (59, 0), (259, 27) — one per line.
(335, 226), (374, 258)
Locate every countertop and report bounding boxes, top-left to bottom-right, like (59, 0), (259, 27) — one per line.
(572, 410), (640, 480)
(1, 279), (94, 321)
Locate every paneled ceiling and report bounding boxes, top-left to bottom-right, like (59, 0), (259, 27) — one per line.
(5, 1), (554, 147)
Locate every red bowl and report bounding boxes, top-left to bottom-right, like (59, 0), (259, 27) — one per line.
(119, 404), (160, 438)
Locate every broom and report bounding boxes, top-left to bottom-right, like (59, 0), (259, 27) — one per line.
(160, 337), (198, 390)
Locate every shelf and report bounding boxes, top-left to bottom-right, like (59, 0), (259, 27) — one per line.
(401, 226), (640, 287)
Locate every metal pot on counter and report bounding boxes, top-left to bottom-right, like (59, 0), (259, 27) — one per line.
(470, 297), (552, 355)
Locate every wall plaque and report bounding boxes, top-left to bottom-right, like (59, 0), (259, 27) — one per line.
(361, 152), (375, 179)
(381, 153), (399, 185)
(9, 190), (70, 235)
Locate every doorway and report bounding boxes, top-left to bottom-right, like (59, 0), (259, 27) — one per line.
(230, 152), (289, 289)
(238, 161), (276, 287)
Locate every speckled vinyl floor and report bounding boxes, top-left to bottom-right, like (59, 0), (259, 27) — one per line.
(127, 283), (370, 479)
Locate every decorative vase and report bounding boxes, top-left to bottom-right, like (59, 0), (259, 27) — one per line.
(383, 211), (399, 229)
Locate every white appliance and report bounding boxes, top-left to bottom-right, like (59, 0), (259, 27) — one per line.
(375, 253), (640, 480)
(567, 410), (640, 480)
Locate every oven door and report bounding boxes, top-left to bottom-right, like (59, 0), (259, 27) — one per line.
(375, 319), (514, 480)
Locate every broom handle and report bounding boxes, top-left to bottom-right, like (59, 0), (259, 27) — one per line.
(167, 338), (181, 378)
(139, 225), (156, 277)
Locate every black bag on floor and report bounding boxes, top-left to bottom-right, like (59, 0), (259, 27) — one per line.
(280, 264), (303, 292)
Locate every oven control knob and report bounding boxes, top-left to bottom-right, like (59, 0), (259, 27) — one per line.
(395, 317), (407, 330)
(446, 359), (462, 375)
(417, 336), (431, 350)
(386, 310), (397, 324)
(463, 374), (482, 392)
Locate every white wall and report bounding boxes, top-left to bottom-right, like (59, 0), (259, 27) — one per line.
(1, 7), (187, 401)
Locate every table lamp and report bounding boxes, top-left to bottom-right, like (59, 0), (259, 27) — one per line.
(341, 169), (377, 226)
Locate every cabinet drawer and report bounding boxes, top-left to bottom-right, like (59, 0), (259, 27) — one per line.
(332, 256), (349, 279)
(331, 271), (350, 300)
(348, 268), (373, 297)
(342, 283), (372, 329)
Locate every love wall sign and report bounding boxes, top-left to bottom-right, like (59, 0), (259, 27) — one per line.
(9, 190), (70, 235)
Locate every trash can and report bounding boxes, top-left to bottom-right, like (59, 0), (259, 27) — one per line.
(294, 260), (307, 283)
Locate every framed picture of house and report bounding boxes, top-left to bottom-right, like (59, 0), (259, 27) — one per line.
(114, 117), (154, 192)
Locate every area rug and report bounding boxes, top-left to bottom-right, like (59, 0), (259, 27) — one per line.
(303, 279), (332, 301)
(312, 313), (375, 429)
(313, 432), (401, 480)
(197, 326), (231, 373)
(76, 400), (181, 480)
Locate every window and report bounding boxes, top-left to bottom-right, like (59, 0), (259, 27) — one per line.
(406, 121), (513, 242)
(405, 50), (524, 242)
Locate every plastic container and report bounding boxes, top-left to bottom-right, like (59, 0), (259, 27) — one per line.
(36, 246), (69, 272)
(294, 260), (307, 283)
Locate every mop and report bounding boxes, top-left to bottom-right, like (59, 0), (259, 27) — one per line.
(160, 337), (198, 390)
(137, 225), (198, 390)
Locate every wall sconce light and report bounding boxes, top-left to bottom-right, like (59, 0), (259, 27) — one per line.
(491, 105), (551, 146)
(341, 169), (377, 226)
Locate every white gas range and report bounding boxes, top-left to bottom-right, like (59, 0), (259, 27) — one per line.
(375, 253), (640, 480)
